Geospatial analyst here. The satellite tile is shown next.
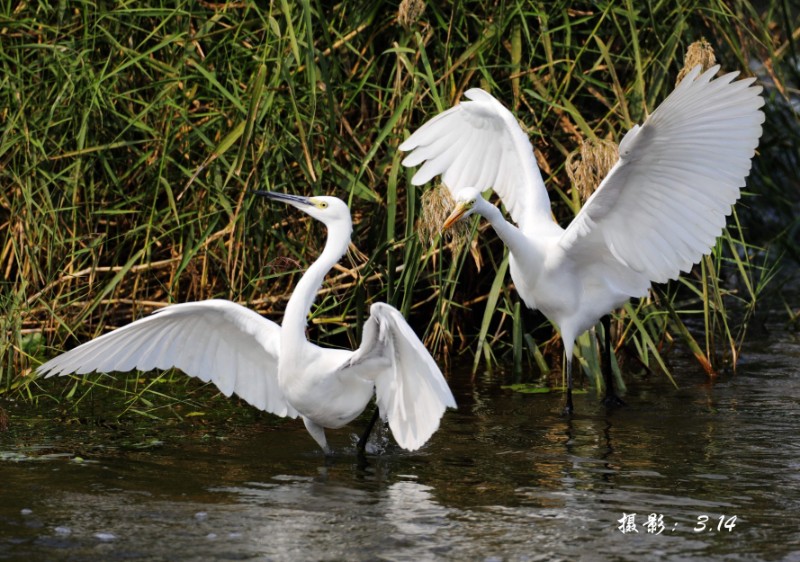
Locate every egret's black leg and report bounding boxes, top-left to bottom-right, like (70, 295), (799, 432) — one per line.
(357, 406), (381, 454)
(563, 357), (574, 416)
(601, 315), (626, 408)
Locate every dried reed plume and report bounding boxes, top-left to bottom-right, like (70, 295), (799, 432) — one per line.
(417, 185), (470, 247)
(398, 0), (426, 30)
(565, 138), (620, 201)
(677, 39), (717, 83)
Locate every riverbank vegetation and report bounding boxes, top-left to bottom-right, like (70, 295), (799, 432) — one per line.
(1, 1), (798, 413)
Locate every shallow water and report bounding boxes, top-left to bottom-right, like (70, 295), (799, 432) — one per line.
(2, 318), (799, 561)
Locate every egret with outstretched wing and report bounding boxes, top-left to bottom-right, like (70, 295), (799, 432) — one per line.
(39, 192), (456, 453)
(400, 65), (764, 413)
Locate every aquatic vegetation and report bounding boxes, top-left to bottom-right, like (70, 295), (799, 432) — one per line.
(1, 1), (797, 412)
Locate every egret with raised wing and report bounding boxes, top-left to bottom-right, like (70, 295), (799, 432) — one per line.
(38, 192), (456, 453)
(400, 65), (764, 413)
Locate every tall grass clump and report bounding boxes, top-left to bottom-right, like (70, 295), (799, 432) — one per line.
(1, 1), (797, 414)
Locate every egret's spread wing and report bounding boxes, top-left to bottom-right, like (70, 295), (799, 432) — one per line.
(400, 88), (553, 233)
(38, 299), (298, 418)
(349, 303), (456, 451)
(560, 65), (764, 283)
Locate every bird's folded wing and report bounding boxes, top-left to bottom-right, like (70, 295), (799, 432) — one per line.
(37, 299), (298, 418)
(348, 302), (456, 451)
(399, 88), (553, 232)
(559, 65), (764, 284)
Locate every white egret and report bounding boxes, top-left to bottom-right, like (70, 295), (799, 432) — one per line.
(399, 65), (764, 413)
(38, 192), (456, 453)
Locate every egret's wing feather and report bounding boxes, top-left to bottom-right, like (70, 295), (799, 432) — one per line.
(37, 300), (298, 418)
(400, 88), (552, 233)
(348, 303), (456, 451)
(560, 65), (764, 283)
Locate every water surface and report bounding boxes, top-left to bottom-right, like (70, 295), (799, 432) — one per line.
(2, 318), (798, 561)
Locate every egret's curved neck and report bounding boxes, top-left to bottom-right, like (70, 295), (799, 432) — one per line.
(281, 220), (352, 358)
(478, 203), (540, 259)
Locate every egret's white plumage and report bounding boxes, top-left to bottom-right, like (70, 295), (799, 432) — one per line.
(400, 65), (764, 411)
(38, 192), (456, 452)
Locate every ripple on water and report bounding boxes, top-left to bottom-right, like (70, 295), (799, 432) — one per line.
(1, 319), (799, 561)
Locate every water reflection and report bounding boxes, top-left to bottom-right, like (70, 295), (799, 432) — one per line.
(201, 477), (458, 559)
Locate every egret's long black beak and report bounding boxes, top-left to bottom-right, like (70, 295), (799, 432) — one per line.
(253, 190), (313, 207)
